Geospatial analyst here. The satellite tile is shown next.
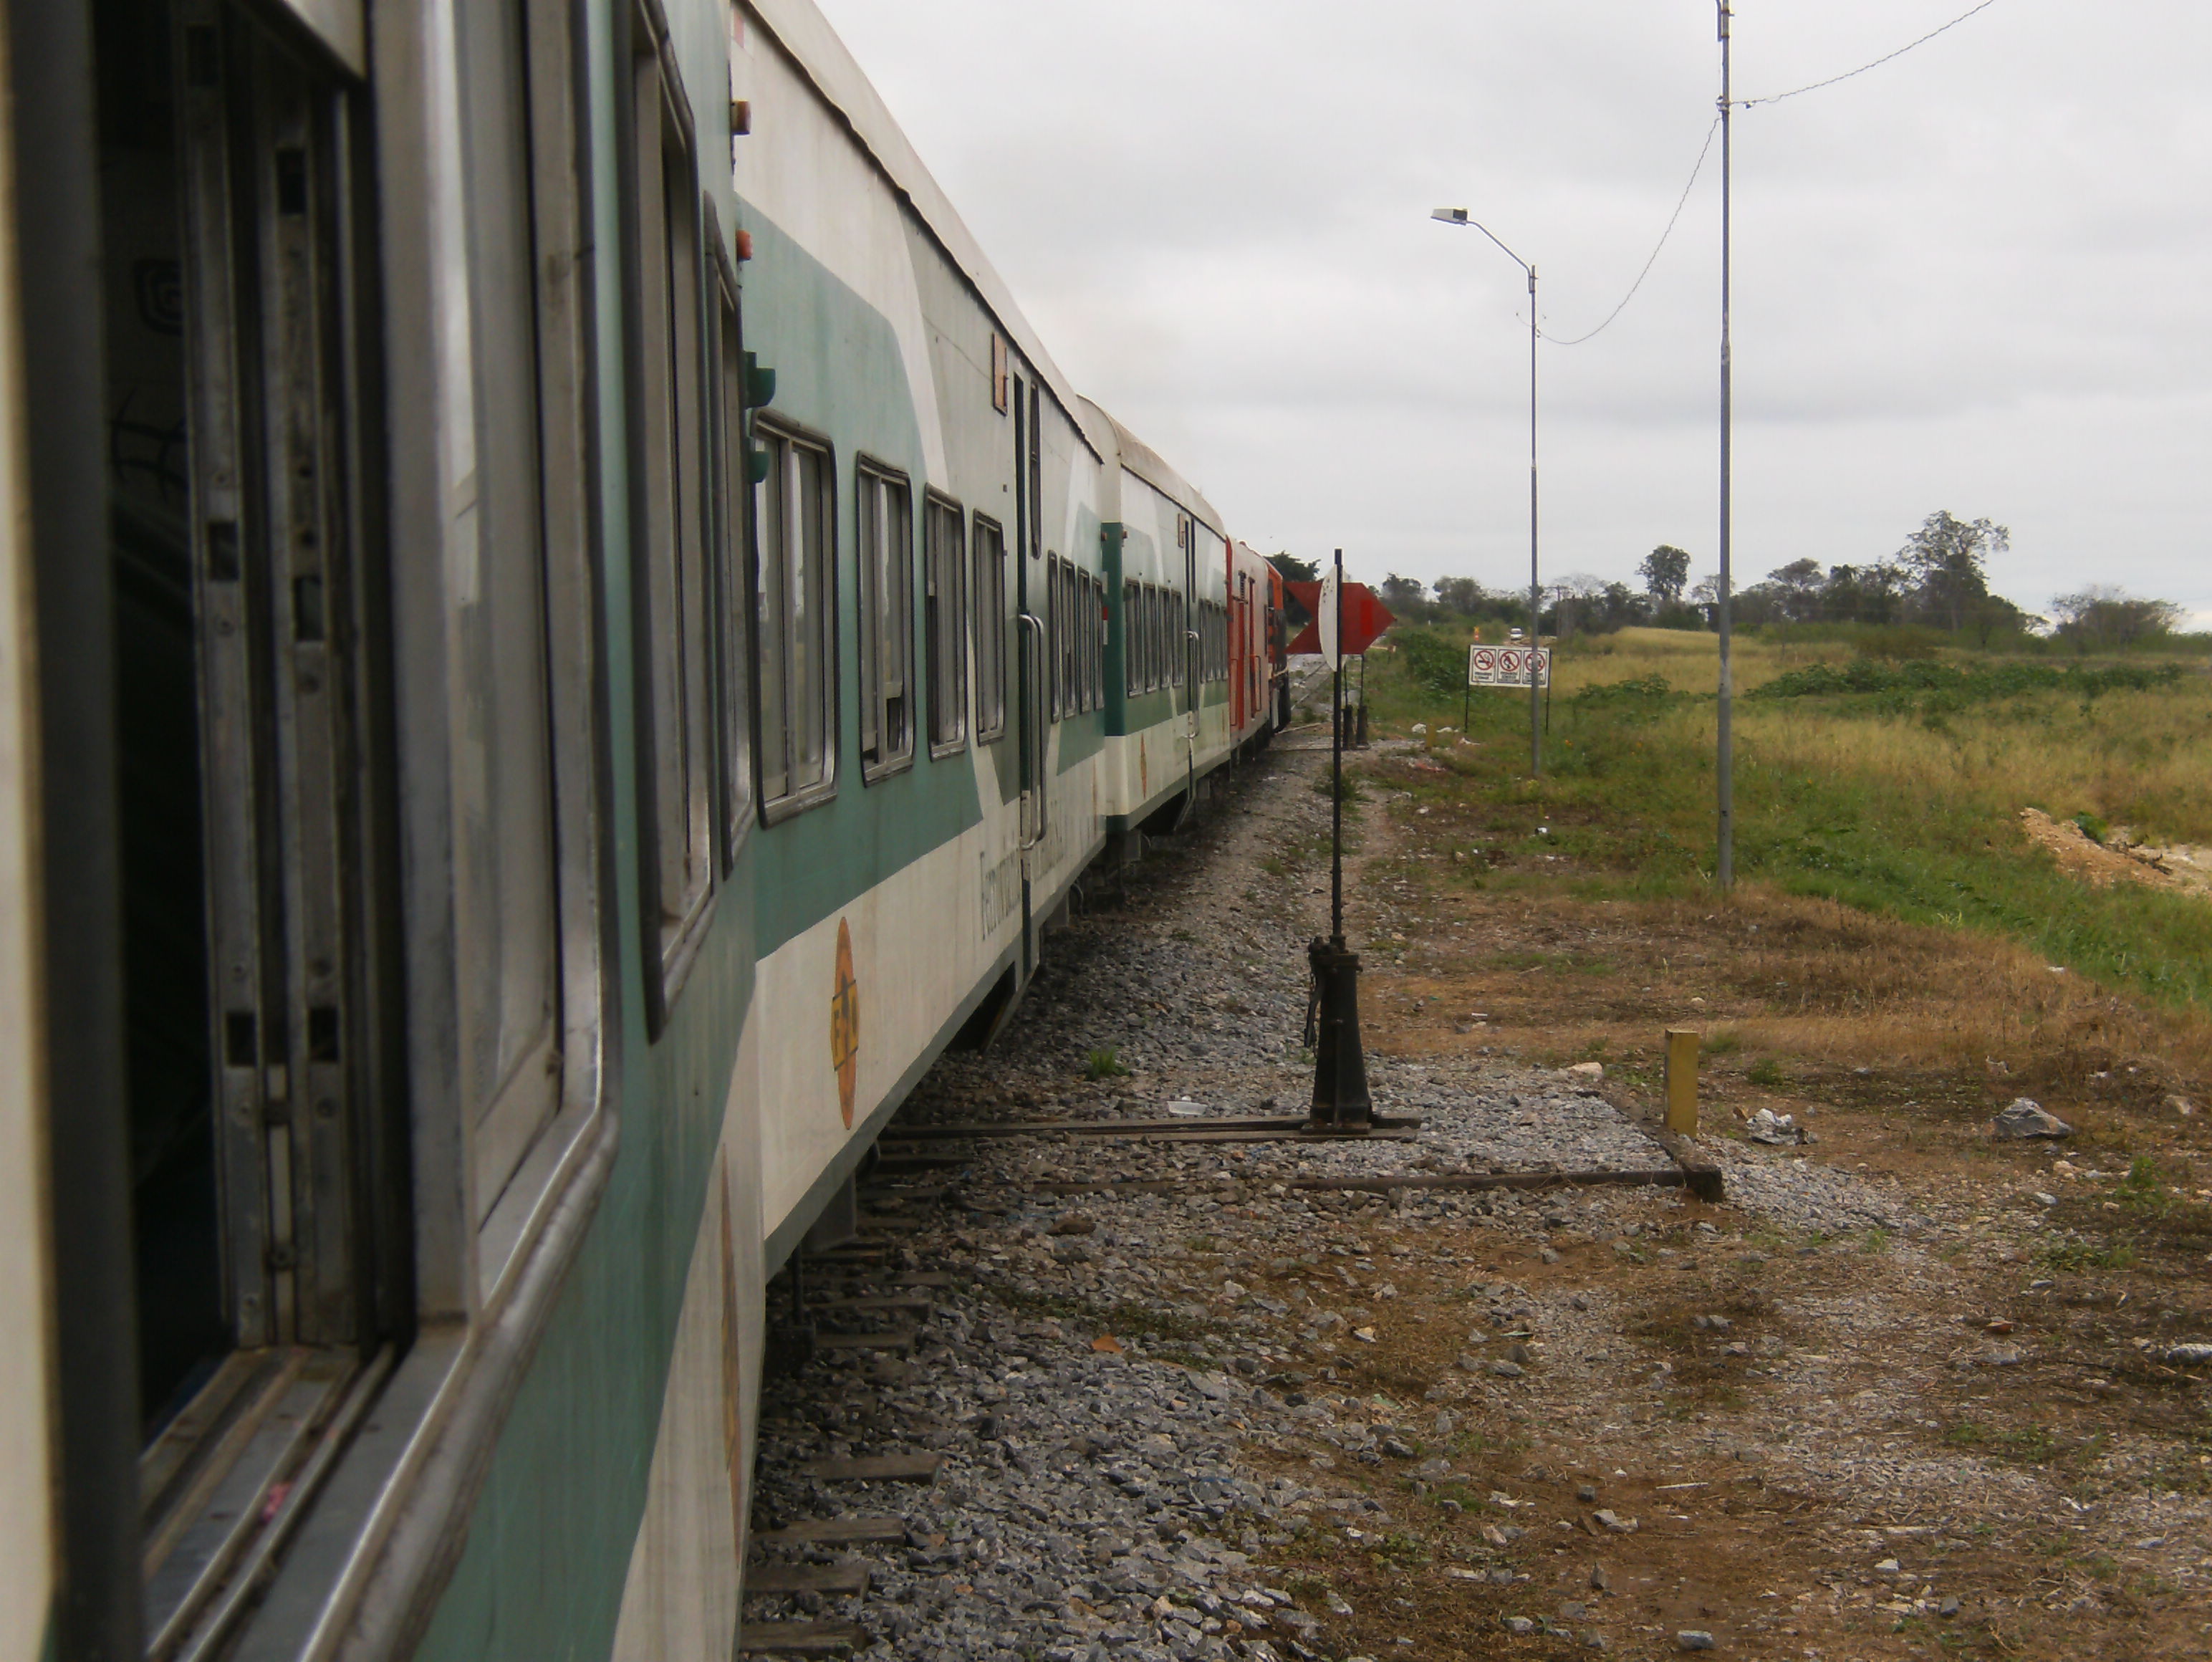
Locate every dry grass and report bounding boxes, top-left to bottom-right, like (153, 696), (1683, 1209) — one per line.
(1380, 881), (2212, 1115)
(1549, 627), (2212, 843)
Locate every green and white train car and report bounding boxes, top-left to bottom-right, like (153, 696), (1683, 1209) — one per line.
(0, 0), (1268, 1656)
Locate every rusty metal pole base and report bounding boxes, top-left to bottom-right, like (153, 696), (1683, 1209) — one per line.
(1307, 936), (1373, 1133)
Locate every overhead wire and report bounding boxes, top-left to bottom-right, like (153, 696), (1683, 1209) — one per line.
(1534, 0), (2004, 345)
(1539, 117), (1719, 347)
(1736, 0), (2002, 108)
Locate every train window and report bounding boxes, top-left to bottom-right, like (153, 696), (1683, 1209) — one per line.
(1122, 581), (1139, 696)
(1043, 555), (1060, 720)
(1060, 560), (1076, 717)
(856, 461), (915, 779)
(1084, 573), (1102, 711)
(925, 494), (967, 755)
(713, 264), (755, 857)
(460, 0), (569, 1209)
(757, 421), (836, 811)
(1143, 582), (1155, 695)
(972, 514), (1006, 742)
(631, 42), (716, 981)
(1064, 562), (1078, 716)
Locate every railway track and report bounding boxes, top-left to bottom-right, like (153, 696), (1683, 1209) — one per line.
(740, 744), (1724, 1659)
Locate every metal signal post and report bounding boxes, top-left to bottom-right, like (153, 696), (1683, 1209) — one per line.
(1307, 547), (1372, 1131)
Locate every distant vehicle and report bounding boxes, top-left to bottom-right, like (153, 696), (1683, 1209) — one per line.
(1508, 627), (1525, 641)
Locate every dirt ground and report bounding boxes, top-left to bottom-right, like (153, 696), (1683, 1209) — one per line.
(1256, 739), (2212, 1661)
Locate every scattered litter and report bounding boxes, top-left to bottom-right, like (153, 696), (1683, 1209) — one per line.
(1992, 1098), (2072, 1139)
(1090, 1334), (1122, 1354)
(1746, 1108), (1806, 1145)
(1165, 1100), (1209, 1117)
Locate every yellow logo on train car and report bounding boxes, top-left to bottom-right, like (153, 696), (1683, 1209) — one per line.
(830, 918), (860, 1128)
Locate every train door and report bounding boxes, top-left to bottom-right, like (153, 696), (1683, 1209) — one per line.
(1180, 516), (1198, 802)
(1244, 574), (1261, 736)
(1229, 571), (1244, 735)
(1013, 378), (1044, 976)
(99, 0), (401, 1644)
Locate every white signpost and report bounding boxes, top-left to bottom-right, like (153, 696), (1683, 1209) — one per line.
(1317, 568), (1342, 669)
(1466, 643), (1550, 688)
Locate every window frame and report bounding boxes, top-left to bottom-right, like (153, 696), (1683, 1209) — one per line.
(625, 38), (718, 1024)
(971, 511), (1007, 744)
(1044, 553), (1062, 721)
(754, 415), (840, 822)
(855, 456), (916, 782)
(446, 0), (607, 1288)
(1082, 572), (1100, 712)
(708, 236), (754, 866)
(923, 491), (968, 758)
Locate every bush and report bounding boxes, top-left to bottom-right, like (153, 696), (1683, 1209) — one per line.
(1391, 627), (1467, 698)
(1572, 674), (1675, 709)
(1750, 658), (2182, 707)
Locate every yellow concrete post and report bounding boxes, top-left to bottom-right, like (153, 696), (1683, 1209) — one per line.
(1664, 1028), (1699, 1136)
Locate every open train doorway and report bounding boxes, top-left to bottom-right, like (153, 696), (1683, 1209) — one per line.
(96, 0), (398, 1580)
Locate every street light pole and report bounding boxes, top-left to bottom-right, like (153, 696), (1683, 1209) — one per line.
(1431, 207), (1542, 778)
(1716, 0), (1736, 889)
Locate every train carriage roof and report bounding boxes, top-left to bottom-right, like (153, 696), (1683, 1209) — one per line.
(748, 0), (1099, 458)
(1079, 398), (1226, 541)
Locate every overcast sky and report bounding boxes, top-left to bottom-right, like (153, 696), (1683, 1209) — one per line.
(812, 0), (2212, 619)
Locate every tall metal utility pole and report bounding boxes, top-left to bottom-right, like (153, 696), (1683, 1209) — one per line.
(1524, 261), (1542, 779)
(1716, 0), (1736, 889)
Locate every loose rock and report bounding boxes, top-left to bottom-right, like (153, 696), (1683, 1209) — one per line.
(1992, 1098), (2073, 1139)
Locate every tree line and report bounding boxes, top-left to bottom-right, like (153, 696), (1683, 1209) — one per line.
(1270, 512), (2188, 654)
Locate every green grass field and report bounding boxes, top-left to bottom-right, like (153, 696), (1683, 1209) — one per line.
(1361, 625), (2212, 1019)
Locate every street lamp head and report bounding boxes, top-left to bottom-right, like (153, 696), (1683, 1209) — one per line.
(1430, 207), (1469, 225)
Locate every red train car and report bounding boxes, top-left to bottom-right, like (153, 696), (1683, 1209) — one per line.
(1228, 539), (1287, 749)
